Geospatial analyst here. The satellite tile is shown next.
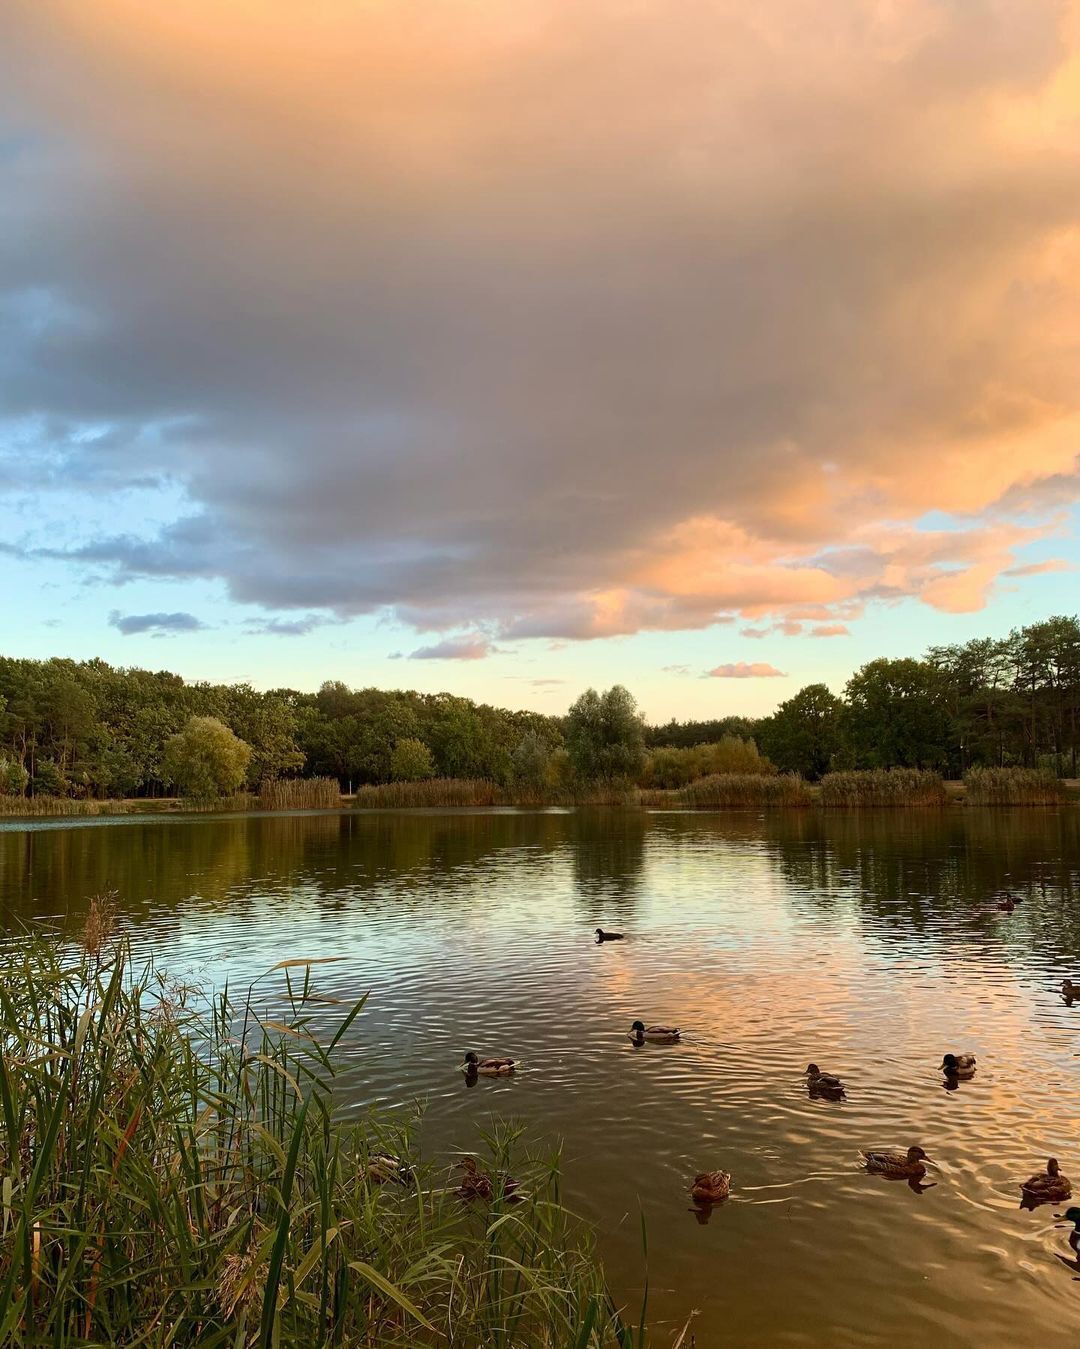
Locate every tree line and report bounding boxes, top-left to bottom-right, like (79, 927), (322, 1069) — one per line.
(1, 614), (1077, 800)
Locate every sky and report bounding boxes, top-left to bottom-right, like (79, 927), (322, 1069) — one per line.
(2, 0), (1079, 722)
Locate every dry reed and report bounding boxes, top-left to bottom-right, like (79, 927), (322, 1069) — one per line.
(259, 776), (342, 810)
(962, 766), (1067, 806)
(640, 772), (810, 809)
(819, 768), (947, 807)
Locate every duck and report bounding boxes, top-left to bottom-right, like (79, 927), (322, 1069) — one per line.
(805, 1063), (845, 1095)
(690, 1170), (731, 1204)
(1058, 1207), (1080, 1257)
(1061, 979), (1079, 1003)
(455, 1157), (494, 1202)
(629, 1020), (681, 1044)
(861, 1146), (931, 1179)
(1020, 1158), (1072, 1204)
(463, 1051), (516, 1075)
(941, 1053), (977, 1078)
(366, 1153), (410, 1185)
(997, 895), (1023, 912)
(595, 928), (625, 942)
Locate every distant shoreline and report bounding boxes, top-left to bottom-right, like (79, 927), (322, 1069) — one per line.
(2, 776), (1078, 822)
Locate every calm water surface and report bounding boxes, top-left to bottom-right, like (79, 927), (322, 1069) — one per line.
(3, 807), (1080, 1346)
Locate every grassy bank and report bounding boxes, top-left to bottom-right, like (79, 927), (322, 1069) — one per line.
(640, 772), (810, 809)
(0, 927), (653, 1347)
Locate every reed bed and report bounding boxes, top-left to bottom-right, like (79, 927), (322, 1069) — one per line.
(259, 776), (342, 810)
(639, 773), (810, 809)
(819, 768), (947, 808)
(0, 795), (131, 818)
(351, 778), (507, 808)
(962, 766), (1067, 806)
(0, 931), (654, 1347)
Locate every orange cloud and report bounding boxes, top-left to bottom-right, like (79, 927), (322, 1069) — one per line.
(707, 663), (787, 679)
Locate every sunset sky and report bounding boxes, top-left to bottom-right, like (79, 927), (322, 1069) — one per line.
(2, 1), (1079, 719)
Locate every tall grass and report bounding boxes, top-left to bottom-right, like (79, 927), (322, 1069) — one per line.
(0, 932), (653, 1347)
(962, 766), (1067, 806)
(0, 795), (131, 818)
(819, 768), (946, 807)
(640, 773), (810, 809)
(260, 777), (342, 810)
(352, 777), (507, 808)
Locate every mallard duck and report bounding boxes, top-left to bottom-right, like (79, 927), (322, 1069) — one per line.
(595, 928), (624, 941)
(1059, 1206), (1080, 1256)
(997, 897), (1017, 912)
(941, 1053), (977, 1078)
(1021, 1158), (1072, 1204)
(463, 1051), (516, 1075)
(1061, 979), (1079, 1003)
(861, 1146), (931, 1179)
(690, 1170), (731, 1204)
(455, 1157), (494, 1202)
(366, 1153), (410, 1185)
(629, 1020), (680, 1043)
(805, 1063), (845, 1094)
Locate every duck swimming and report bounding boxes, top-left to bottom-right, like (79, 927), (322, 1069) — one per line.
(1062, 979), (1079, 1004)
(1059, 1207), (1080, 1257)
(1020, 1158), (1072, 1204)
(805, 1063), (845, 1095)
(861, 1146), (931, 1179)
(629, 1020), (681, 1044)
(941, 1053), (977, 1078)
(595, 928), (625, 942)
(463, 1051), (516, 1076)
(690, 1170), (731, 1204)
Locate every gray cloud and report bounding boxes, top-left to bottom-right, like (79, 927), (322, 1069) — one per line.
(408, 636), (498, 661)
(244, 615), (333, 637)
(2, 2), (1079, 641)
(108, 609), (206, 636)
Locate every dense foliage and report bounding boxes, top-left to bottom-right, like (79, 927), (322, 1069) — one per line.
(2, 614), (1078, 802)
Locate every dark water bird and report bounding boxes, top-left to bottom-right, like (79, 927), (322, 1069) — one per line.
(629, 1020), (681, 1044)
(941, 1053), (977, 1079)
(690, 1170), (731, 1204)
(595, 928), (624, 942)
(861, 1146), (931, 1179)
(463, 1051), (516, 1076)
(1058, 1207), (1080, 1259)
(454, 1157), (522, 1204)
(1062, 979), (1079, 1004)
(1020, 1158), (1072, 1205)
(805, 1063), (845, 1096)
(997, 895), (1022, 912)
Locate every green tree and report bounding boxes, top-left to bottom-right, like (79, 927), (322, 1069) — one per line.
(565, 686), (645, 783)
(843, 659), (951, 770)
(0, 755), (29, 796)
(161, 717), (253, 802)
(389, 737), (435, 781)
(757, 684), (844, 780)
(511, 731), (554, 790)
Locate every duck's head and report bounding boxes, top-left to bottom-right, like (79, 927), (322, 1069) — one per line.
(464, 1051), (479, 1066)
(941, 1054), (959, 1072)
(1062, 1206), (1080, 1227)
(1047, 1157), (1061, 1177)
(805, 1063), (821, 1078)
(631, 1020), (646, 1034)
(1064, 980), (1078, 993)
(907, 1146), (930, 1164)
(595, 928), (605, 937)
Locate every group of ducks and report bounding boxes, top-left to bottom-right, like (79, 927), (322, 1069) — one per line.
(462, 934), (1080, 1230)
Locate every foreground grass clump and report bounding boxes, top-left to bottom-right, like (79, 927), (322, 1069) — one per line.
(819, 768), (947, 807)
(640, 773), (810, 809)
(0, 936), (643, 1347)
(259, 776), (342, 810)
(962, 766), (1067, 806)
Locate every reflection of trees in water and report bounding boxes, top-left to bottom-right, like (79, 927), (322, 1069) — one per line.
(755, 809), (1080, 958)
(569, 809), (647, 916)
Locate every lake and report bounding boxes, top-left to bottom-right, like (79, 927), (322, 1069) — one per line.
(2, 806), (1079, 1346)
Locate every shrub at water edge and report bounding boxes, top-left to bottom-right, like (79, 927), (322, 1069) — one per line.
(962, 766), (1067, 806)
(819, 768), (947, 807)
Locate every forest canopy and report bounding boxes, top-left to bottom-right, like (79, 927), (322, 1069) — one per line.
(0, 615), (1077, 800)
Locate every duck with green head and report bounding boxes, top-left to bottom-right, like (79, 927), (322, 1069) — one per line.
(941, 1053), (977, 1079)
(629, 1020), (681, 1044)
